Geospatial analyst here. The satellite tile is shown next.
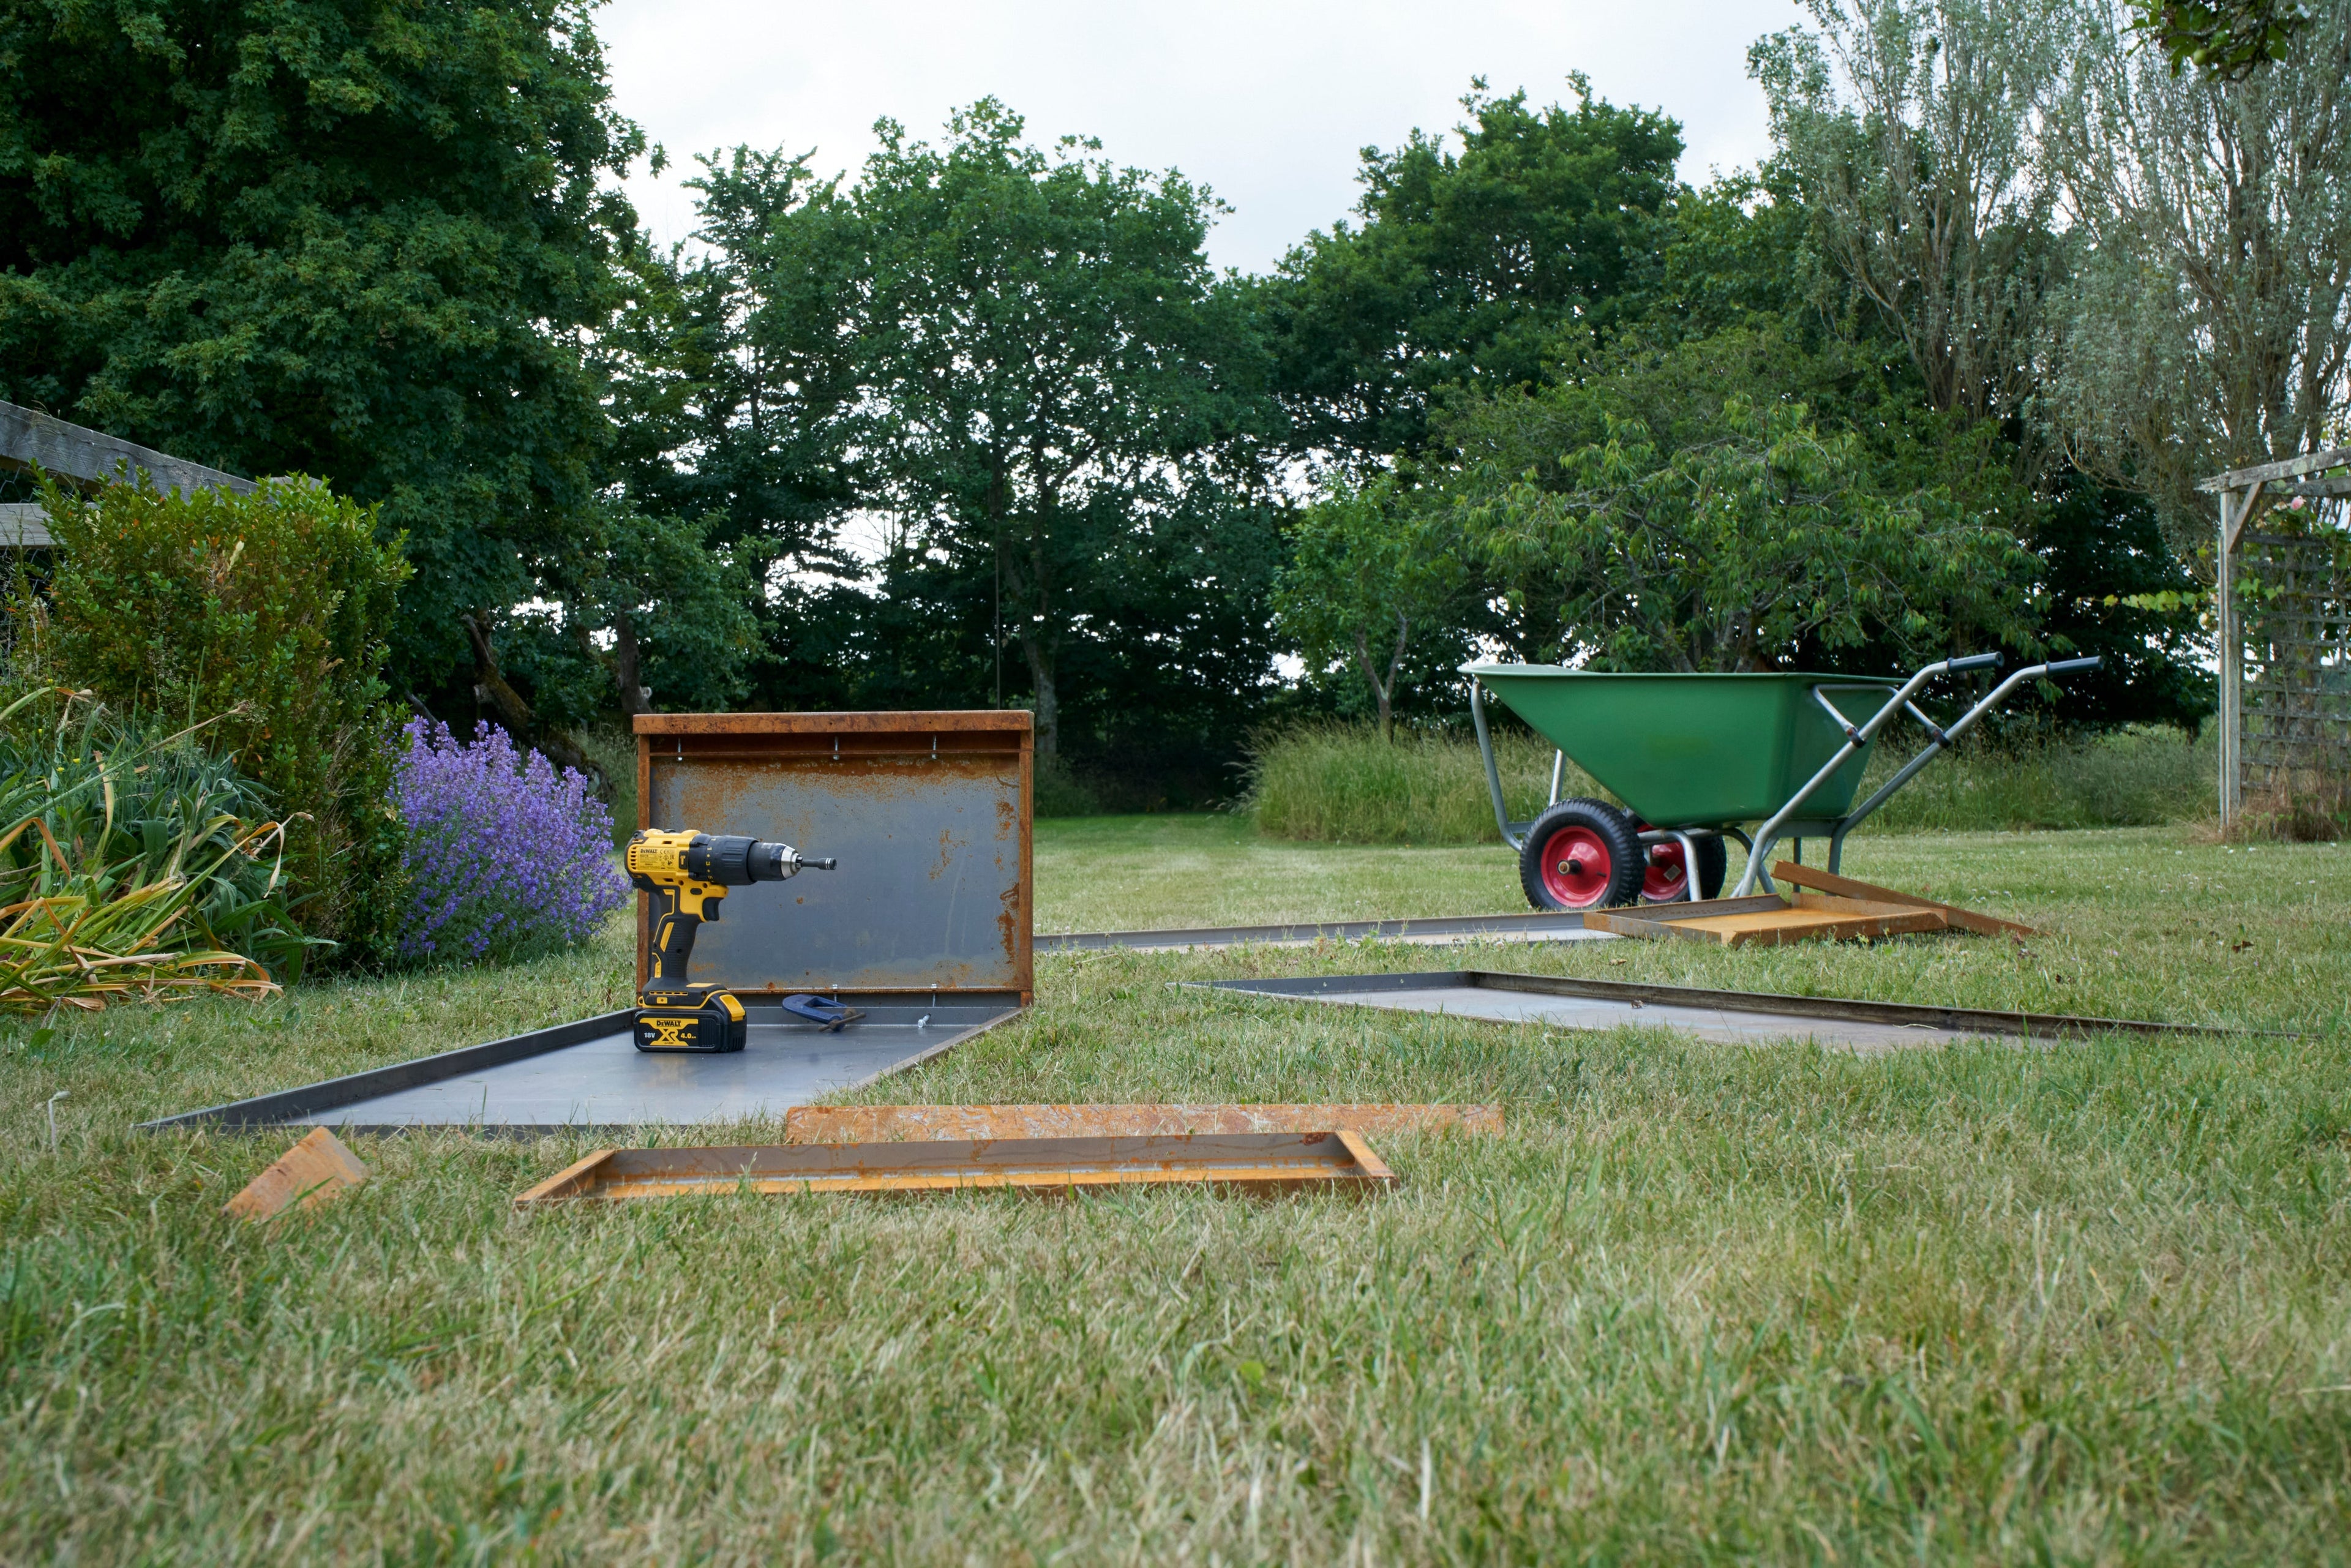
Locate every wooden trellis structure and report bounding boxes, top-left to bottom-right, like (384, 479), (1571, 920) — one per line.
(0, 397), (253, 546)
(2202, 446), (2351, 829)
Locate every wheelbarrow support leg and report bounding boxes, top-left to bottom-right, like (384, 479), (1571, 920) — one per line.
(1469, 678), (1526, 852)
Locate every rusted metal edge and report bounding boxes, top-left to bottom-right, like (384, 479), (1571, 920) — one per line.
(140, 997), (1029, 1135)
(513, 1131), (1395, 1206)
(1039, 910), (1614, 952)
(783, 1103), (1505, 1141)
(634, 711), (1035, 736)
(1194, 969), (2251, 1041)
(1588, 895), (1951, 948)
(1573, 895), (1788, 927)
(222, 1127), (369, 1220)
(1768, 862), (2035, 938)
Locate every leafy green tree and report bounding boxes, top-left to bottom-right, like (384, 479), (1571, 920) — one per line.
(844, 101), (1278, 760)
(601, 149), (863, 573)
(34, 476), (411, 958)
(2043, 0), (2351, 529)
(1259, 80), (1682, 466)
(1458, 396), (2033, 672)
(2131, 0), (2315, 75)
(1750, 0), (2068, 449)
(1273, 480), (1465, 737)
(506, 501), (758, 727)
(0, 0), (645, 709)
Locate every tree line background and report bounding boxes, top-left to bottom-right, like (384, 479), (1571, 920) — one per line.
(4, 0), (2346, 808)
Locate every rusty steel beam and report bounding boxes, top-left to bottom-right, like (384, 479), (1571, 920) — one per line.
(222, 1128), (369, 1220)
(782, 1103), (1502, 1142)
(513, 1131), (1395, 1206)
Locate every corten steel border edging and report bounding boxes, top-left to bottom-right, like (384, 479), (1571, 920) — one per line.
(782, 1102), (1507, 1141)
(1038, 910), (1607, 952)
(137, 1009), (638, 1131)
(636, 710), (1035, 1002)
(1193, 969), (2248, 1042)
(512, 1131), (1397, 1206)
(634, 711), (1035, 737)
(138, 997), (1028, 1135)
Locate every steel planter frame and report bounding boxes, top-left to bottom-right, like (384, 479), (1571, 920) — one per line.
(513, 1131), (1397, 1204)
(636, 710), (1035, 1002)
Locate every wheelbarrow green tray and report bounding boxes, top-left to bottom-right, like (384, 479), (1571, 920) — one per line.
(1463, 665), (1900, 826)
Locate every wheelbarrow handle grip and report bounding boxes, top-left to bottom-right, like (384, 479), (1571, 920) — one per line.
(2043, 655), (2103, 675)
(1944, 652), (2003, 672)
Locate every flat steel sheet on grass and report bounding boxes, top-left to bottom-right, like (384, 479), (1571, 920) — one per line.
(143, 997), (1022, 1133)
(1198, 970), (2228, 1055)
(1038, 911), (1616, 953)
(514, 1131), (1395, 1205)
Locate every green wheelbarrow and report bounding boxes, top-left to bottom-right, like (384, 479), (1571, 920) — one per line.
(1463, 653), (2102, 911)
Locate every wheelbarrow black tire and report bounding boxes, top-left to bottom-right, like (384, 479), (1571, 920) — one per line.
(1520, 799), (1646, 911)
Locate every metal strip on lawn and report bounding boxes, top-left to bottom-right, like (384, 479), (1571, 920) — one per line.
(513, 1132), (1397, 1206)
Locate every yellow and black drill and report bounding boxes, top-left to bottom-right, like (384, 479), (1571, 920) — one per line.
(624, 829), (835, 1053)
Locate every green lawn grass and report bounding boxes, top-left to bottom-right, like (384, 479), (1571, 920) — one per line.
(4, 820), (2349, 1559)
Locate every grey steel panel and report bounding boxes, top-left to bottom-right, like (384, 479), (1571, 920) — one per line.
(1038, 910), (1617, 953)
(144, 998), (1022, 1133)
(1263, 983), (1975, 1053)
(647, 754), (1024, 993)
(1198, 969), (2232, 1053)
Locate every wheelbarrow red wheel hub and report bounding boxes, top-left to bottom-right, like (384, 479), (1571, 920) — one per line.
(1643, 839), (1689, 901)
(1518, 799), (1646, 911)
(1538, 825), (1614, 908)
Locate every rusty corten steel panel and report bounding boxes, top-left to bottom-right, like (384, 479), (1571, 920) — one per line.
(637, 711), (1033, 1000)
(512, 1131), (1395, 1205)
(782, 1103), (1503, 1142)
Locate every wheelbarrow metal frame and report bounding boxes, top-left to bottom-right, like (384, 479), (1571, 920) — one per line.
(1467, 653), (2102, 903)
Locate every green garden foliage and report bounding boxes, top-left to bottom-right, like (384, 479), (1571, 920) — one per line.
(0, 0), (645, 700)
(850, 101), (1279, 762)
(1259, 80), (1683, 465)
(0, 688), (317, 1006)
(1460, 396), (2034, 672)
(1272, 479), (1467, 737)
(35, 478), (410, 959)
(679, 100), (1284, 779)
(2131, 0), (2314, 75)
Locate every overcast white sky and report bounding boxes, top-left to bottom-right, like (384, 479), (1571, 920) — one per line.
(597, 0), (1806, 276)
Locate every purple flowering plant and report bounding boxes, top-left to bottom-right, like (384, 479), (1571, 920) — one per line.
(392, 719), (629, 965)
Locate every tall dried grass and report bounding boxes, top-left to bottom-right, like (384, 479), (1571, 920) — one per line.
(0, 689), (313, 1012)
(1247, 720), (2212, 843)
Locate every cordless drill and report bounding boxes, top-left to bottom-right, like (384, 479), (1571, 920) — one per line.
(625, 830), (836, 1053)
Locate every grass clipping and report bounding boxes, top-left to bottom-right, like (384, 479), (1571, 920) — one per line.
(0, 691), (288, 1013)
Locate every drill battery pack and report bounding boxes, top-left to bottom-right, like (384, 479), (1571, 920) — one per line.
(633, 985), (749, 1054)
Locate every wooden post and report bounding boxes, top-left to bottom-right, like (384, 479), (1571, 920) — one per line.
(2218, 488), (2237, 830)
(2198, 449), (2351, 831)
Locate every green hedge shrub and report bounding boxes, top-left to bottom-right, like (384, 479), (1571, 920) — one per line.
(33, 476), (411, 960)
